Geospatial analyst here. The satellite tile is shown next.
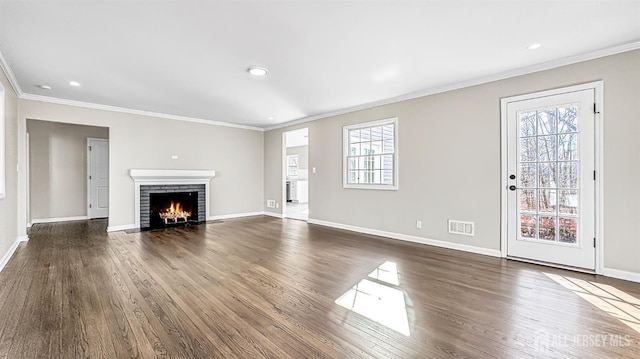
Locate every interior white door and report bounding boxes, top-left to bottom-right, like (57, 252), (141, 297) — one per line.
(506, 89), (595, 270)
(88, 138), (109, 219)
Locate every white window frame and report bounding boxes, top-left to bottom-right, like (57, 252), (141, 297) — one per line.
(343, 117), (398, 190)
(0, 82), (5, 199)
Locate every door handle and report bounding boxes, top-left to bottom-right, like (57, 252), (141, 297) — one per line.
(509, 185), (517, 191)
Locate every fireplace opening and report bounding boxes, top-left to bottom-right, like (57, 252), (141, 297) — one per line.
(149, 191), (199, 229)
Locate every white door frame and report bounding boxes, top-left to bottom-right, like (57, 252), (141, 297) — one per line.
(87, 137), (109, 219)
(282, 132), (287, 218)
(26, 132), (30, 227)
(500, 81), (604, 274)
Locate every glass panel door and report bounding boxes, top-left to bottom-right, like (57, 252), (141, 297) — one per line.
(506, 88), (596, 270)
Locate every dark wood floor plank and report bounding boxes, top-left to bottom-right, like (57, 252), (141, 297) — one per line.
(1, 217), (640, 358)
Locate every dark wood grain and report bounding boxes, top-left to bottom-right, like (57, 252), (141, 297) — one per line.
(0, 217), (639, 358)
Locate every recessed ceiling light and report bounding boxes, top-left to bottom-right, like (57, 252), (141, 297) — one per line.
(248, 66), (268, 77)
(69, 81), (81, 87)
(527, 43), (542, 50)
(38, 85), (52, 90)
(268, 116), (274, 120)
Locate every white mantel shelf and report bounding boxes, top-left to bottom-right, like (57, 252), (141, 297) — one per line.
(129, 169), (216, 182)
(130, 169), (216, 229)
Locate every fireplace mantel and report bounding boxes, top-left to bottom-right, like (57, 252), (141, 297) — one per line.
(130, 169), (215, 229)
(129, 169), (216, 182)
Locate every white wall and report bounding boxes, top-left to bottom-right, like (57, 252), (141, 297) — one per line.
(264, 49), (640, 275)
(0, 67), (20, 265)
(18, 100), (264, 230)
(27, 120), (109, 221)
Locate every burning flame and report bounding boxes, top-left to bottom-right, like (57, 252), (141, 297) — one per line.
(159, 201), (191, 222)
(168, 201), (183, 214)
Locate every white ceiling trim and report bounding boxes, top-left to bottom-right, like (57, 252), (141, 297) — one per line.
(2, 41), (639, 132)
(19, 93), (264, 132)
(265, 41), (640, 131)
(0, 46), (262, 132)
(0, 46), (23, 97)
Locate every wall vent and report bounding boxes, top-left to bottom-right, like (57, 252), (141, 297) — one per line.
(448, 220), (475, 236)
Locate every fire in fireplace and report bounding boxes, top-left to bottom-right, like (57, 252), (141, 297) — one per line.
(159, 201), (191, 224)
(149, 192), (199, 229)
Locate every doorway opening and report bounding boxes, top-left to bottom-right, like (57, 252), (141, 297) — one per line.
(283, 128), (309, 221)
(26, 120), (109, 226)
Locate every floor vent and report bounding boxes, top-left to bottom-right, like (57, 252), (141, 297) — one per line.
(448, 220), (474, 236)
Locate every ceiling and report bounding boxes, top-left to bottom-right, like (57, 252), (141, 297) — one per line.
(0, 1), (638, 129)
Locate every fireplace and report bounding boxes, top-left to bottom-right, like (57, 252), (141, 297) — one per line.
(130, 169), (216, 230)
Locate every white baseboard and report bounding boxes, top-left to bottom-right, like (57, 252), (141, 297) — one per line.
(31, 216), (89, 225)
(107, 224), (136, 232)
(602, 268), (640, 283)
(307, 218), (501, 258)
(207, 211), (264, 221)
(0, 237), (28, 273)
(263, 211), (284, 219)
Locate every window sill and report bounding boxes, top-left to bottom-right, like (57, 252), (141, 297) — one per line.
(343, 184), (398, 191)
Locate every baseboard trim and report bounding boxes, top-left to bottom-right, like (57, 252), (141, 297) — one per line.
(307, 218), (501, 258)
(31, 216), (89, 225)
(207, 211), (264, 221)
(602, 268), (640, 283)
(107, 224), (136, 232)
(263, 211), (284, 219)
(0, 237), (27, 273)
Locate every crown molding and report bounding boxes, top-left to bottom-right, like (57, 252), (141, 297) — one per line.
(3, 40), (639, 132)
(1, 43), (261, 131)
(265, 41), (640, 131)
(0, 46), (23, 96)
(19, 93), (264, 131)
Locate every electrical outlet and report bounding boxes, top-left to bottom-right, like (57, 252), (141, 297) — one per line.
(416, 220), (422, 229)
(266, 200), (276, 208)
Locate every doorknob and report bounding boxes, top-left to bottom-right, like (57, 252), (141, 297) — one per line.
(509, 185), (517, 191)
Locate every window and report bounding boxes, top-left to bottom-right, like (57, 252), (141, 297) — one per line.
(0, 82), (5, 199)
(343, 117), (398, 190)
(287, 154), (299, 177)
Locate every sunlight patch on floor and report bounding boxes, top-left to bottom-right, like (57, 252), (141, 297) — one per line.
(335, 261), (411, 336)
(545, 272), (640, 333)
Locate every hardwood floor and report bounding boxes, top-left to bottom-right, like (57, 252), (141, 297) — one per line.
(1, 217), (639, 358)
